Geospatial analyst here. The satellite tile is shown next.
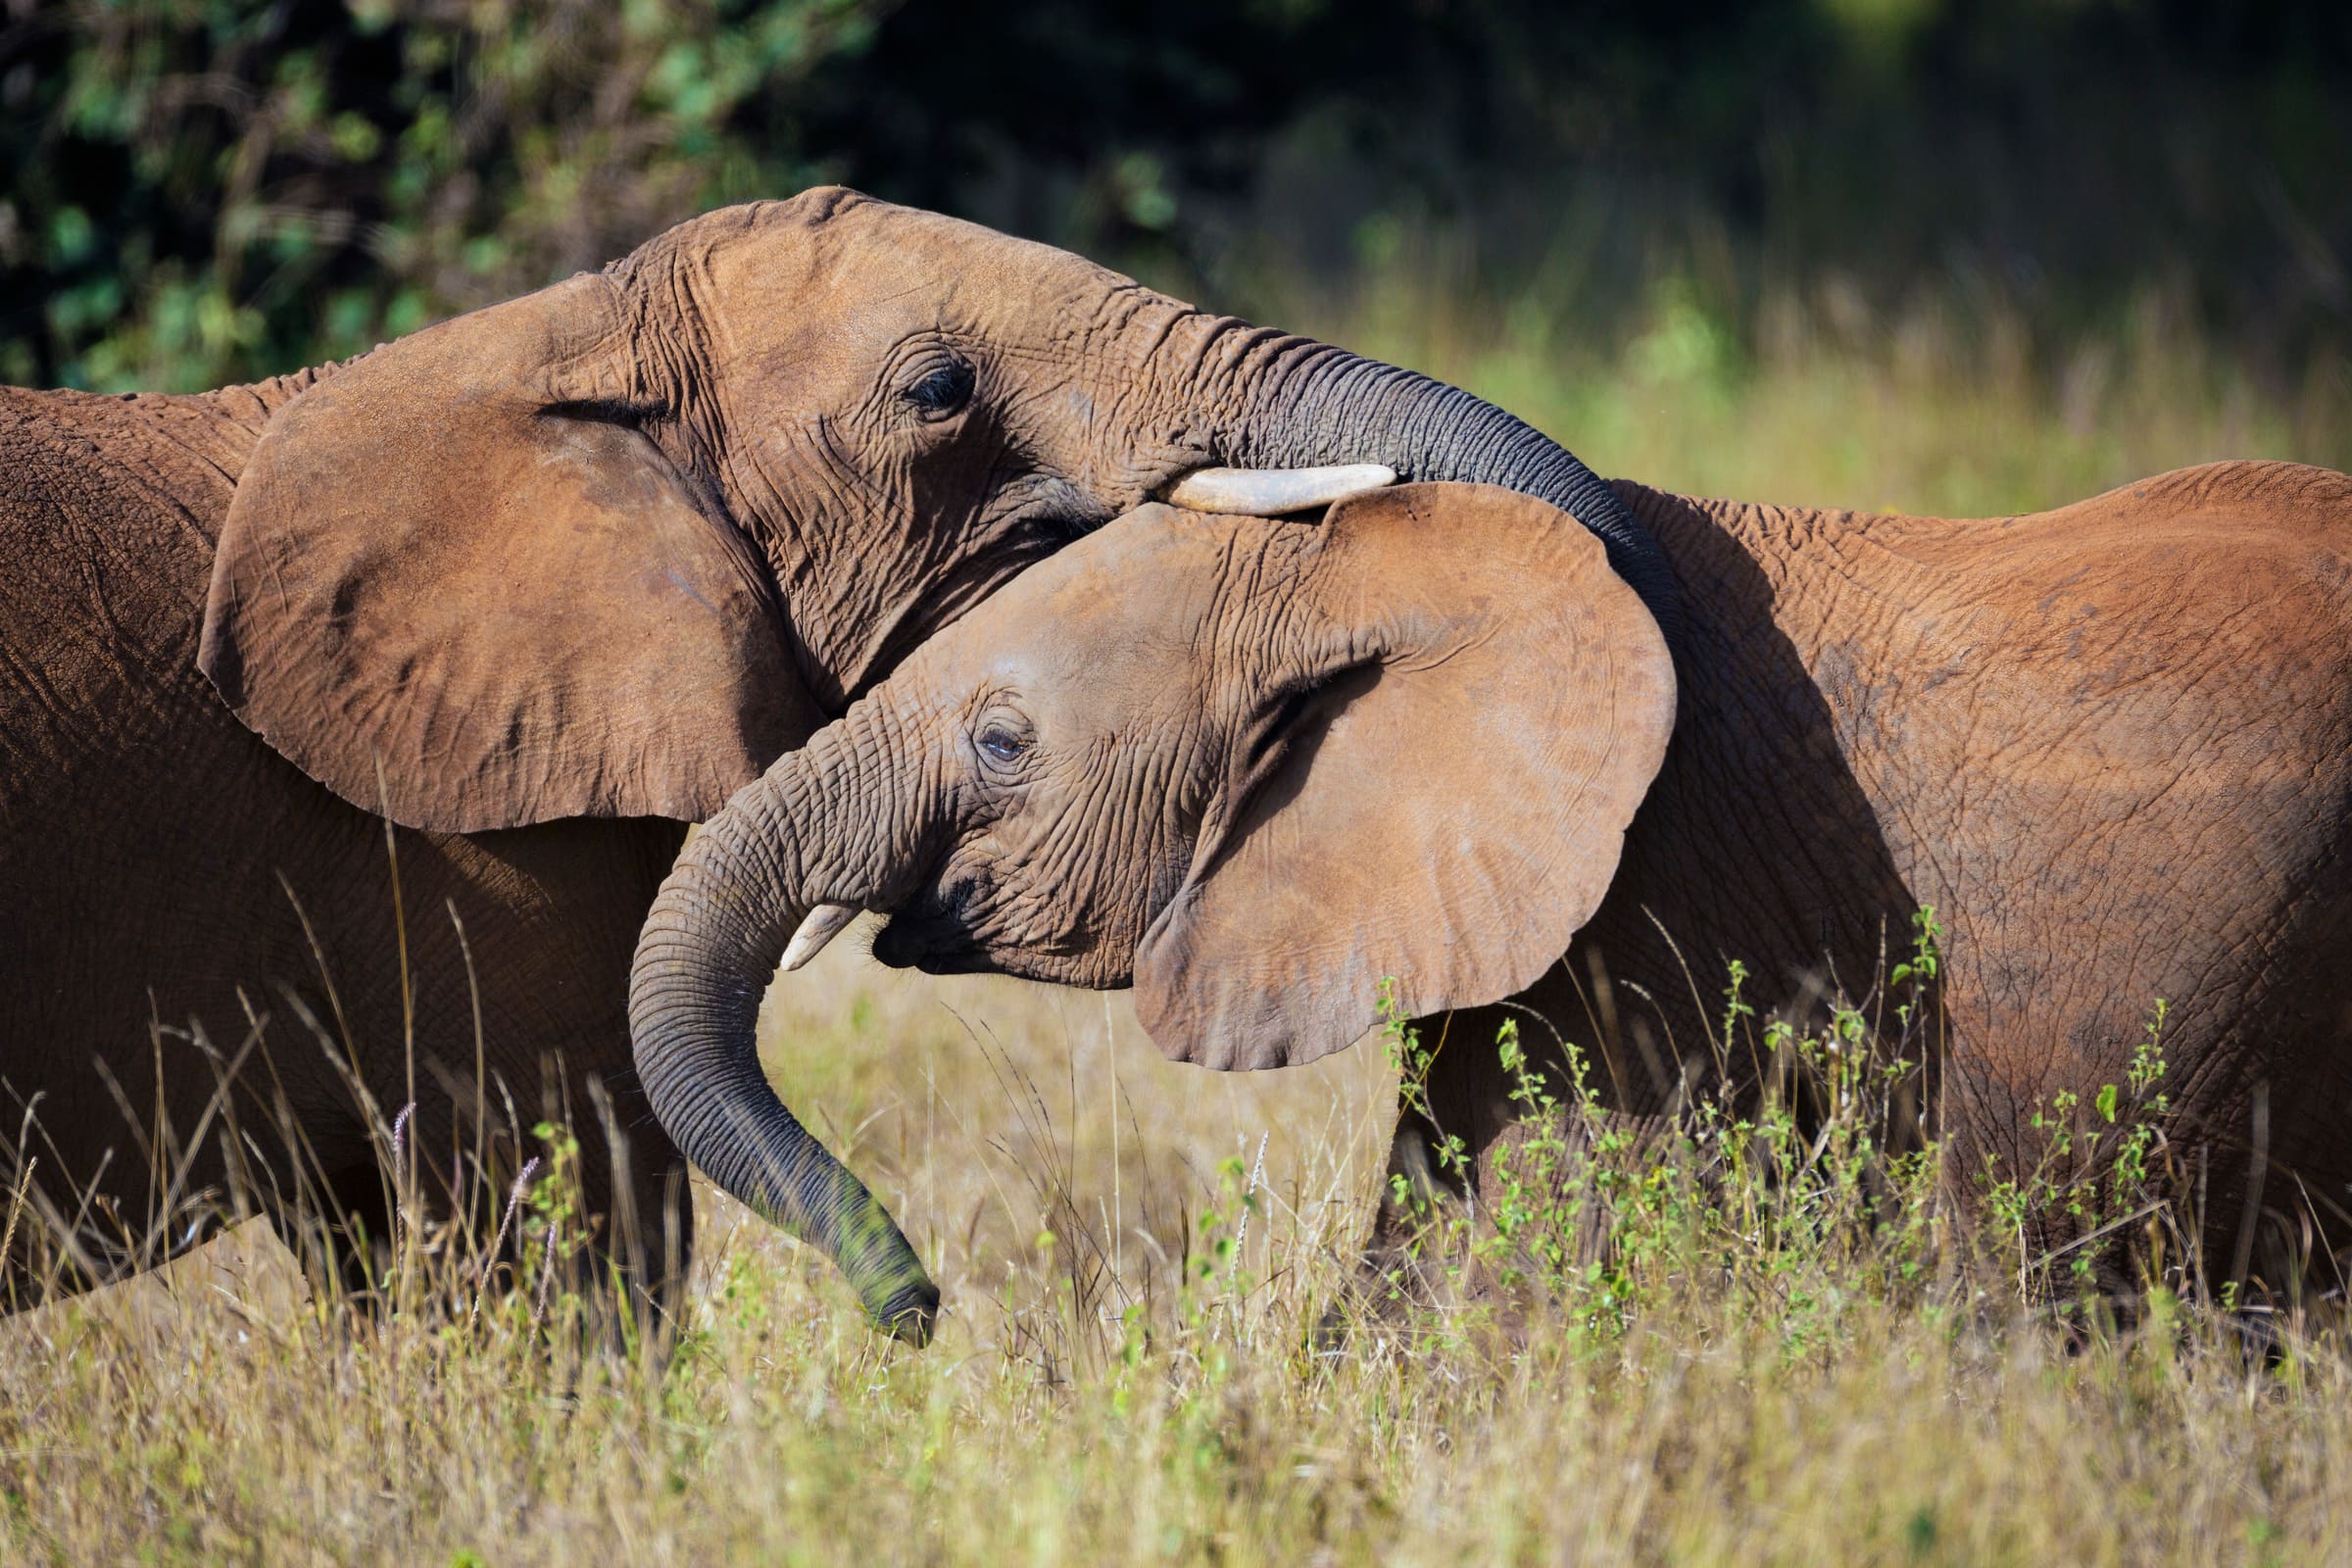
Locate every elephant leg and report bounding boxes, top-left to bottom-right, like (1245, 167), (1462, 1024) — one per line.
(1360, 992), (1675, 1310)
(612, 1147), (696, 1355)
(0, 1176), (245, 1311)
(265, 1160), (398, 1309)
(251, 1091), (695, 1354)
(1360, 1002), (1553, 1310)
(570, 1071), (697, 1358)
(0, 1128), (286, 1316)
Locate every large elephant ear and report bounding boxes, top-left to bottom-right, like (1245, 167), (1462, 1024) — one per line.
(1133, 482), (1676, 1070)
(199, 272), (816, 833)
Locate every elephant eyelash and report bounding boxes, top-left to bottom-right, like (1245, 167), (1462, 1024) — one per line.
(976, 724), (1030, 763)
(538, 396), (650, 426)
(903, 356), (976, 419)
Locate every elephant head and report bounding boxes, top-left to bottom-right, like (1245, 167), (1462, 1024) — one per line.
(200, 188), (1670, 834)
(630, 484), (1677, 1340)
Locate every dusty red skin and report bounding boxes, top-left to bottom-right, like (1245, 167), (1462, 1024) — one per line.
(0, 188), (1638, 1317)
(644, 465), (2352, 1317)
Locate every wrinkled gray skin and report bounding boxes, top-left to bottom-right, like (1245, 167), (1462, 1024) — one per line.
(637, 464), (2352, 1341)
(1, 188), (1651, 1326)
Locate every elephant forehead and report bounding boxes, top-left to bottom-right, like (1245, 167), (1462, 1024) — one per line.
(890, 508), (1315, 714)
(689, 192), (1138, 327)
(964, 507), (1315, 654)
(821, 196), (1139, 297)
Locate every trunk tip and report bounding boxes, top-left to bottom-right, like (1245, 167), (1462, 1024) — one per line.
(870, 1276), (943, 1347)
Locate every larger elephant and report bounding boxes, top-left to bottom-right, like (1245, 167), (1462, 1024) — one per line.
(634, 467), (2352, 1334)
(0, 189), (1649, 1323)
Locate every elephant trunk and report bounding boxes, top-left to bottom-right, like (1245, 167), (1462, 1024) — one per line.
(627, 711), (939, 1344)
(1217, 339), (1680, 642)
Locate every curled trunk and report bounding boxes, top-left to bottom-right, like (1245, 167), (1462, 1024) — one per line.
(627, 718), (938, 1344)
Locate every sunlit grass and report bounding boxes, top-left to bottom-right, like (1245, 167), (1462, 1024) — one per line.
(5, 259), (2350, 1563)
(1222, 226), (2352, 517)
(9, 927), (2352, 1564)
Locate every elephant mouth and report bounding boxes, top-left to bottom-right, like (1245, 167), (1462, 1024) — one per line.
(869, 878), (1001, 977)
(870, 915), (997, 976)
(869, 883), (1113, 985)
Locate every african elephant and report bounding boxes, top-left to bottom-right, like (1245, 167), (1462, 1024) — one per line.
(0, 188), (1650, 1319)
(633, 466), (2352, 1338)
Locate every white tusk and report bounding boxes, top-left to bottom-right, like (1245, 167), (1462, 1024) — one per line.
(1162, 464), (1396, 516)
(780, 903), (858, 973)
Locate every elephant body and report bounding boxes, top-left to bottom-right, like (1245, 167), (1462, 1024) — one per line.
(2, 190), (1646, 1320)
(635, 465), (2352, 1328)
(0, 378), (691, 1295)
(1403, 465), (2352, 1270)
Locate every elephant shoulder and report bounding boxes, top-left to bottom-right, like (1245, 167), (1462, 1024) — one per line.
(2096, 459), (2352, 530)
(2042, 461), (2352, 623)
(0, 387), (107, 523)
(0, 387), (238, 692)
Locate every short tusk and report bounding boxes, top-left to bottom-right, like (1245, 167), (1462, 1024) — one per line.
(780, 903), (858, 973)
(1162, 464), (1396, 516)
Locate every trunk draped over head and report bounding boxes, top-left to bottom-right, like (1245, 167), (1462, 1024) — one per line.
(627, 711), (939, 1344)
(631, 326), (1672, 1345)
(1207, 337), (1681, 644)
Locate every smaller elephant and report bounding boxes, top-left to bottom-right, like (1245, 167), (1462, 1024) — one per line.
(630, 467), (2352, 1338)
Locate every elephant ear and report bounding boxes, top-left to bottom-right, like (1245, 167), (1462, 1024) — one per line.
(199, 272), (816, 833)
(1133, 482), (1676, 1070)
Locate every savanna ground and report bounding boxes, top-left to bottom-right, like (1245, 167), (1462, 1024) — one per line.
(5, 264), (2351, 1565)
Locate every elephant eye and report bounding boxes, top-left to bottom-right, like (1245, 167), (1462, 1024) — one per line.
(976, 721), (1030, 765)
(904, 356), (976, 420)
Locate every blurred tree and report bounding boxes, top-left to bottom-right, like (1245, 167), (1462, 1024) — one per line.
(2, 0), (2346, 391)
(0, 0), (890, 389)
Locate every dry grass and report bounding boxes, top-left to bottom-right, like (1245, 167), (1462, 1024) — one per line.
(6, 270), (2352, 1565)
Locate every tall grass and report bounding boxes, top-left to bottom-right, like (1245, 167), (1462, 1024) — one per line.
(8, 926), (2350, 1564)
(5, 259), (2351, 1564)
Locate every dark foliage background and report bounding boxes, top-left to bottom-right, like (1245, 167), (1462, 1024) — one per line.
(3, 0), (2345, 402)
